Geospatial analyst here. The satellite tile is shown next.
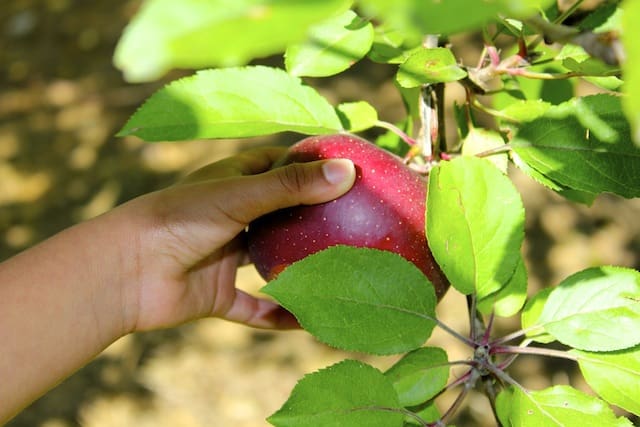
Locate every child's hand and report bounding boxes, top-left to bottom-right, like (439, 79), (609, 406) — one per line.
(116, 147), (355, 333)
(0, 146), (354, 422)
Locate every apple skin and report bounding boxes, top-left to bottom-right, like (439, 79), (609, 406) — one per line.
(247, 134), (448, 299)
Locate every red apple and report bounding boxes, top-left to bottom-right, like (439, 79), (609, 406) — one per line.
(247, 134), (448, 299)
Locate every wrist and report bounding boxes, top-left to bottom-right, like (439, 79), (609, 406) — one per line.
(87, 200), (148, 338)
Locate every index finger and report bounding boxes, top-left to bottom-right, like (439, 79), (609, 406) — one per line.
(219, 289), (300, 329)
(181, 146), (288, 184)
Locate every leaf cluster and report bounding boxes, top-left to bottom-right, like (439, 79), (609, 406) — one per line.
(114, 0), (640, 425)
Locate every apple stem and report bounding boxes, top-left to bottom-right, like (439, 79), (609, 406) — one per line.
(484, 360), (522, 391)
(418, 85), (436, 160)
(481, 373), (501, 423)
(481, 311), (495, 345)
(490, 326), (541, 346)
(468, 294), (479, 343)
(491, 344), (578, 362)
(495, 338), (534, 371)
(471, 98), (516, 122)
(439, 368), (481, 425)
(474, 143), (512, 158)
(432, 315), (478, 348)
(415, 34), (440, 161)
(369, 407), (433, 426)
(374, 120), (417, 146)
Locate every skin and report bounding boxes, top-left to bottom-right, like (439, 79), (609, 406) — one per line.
(0, 147), (355, 423)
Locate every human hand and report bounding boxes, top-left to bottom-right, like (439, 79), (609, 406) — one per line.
(0, 146), (354, 421)
(114, 146), (356, 333)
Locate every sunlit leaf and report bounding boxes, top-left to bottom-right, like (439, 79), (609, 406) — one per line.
(498, 100), (552, 123)
(336, 101), (379, 132)
(538, 266), (640, 351)
(495, 387), (514, 427)
(622, 0), (640, 145)
(368, 24), (415, 64)
(404, 402), (440, 425)
(384, 347), (449, 407)
(499, 385), (633, 426)
(359, 0), (554, 35)
(461, 127), (508, 173)
(268, 359), (404, 427)
(118, 66), (343, 141)
(477, 256), (527, 317)
(562, 57), (618, 77)
(397, 47), (467, 88)
(512, 95), (640, 198)
(511, 152), (598, 205)
(521, 287), (555, 344)
(114, 0), (350, 82)
(573, 345), (640, 416)
(577, 2), (620, 31)
(493, 45), (575, 112)
(427, 157), (525, 298)
(262, 246), (437, 355)
(285, 10), (374, 77)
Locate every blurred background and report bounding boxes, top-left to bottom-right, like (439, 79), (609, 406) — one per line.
(2, 1), (639, 426)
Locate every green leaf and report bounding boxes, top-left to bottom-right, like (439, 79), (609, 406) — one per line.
(453, 101), (470, 140)
(360, 0), (554, 36)
(268, 359), (404, 427)
(117, 66), (343, 141)
(537, 266), (640, 352)
(511, 150), (563, 192)
(588, 5), (623, 34)
(495, 387), (514, 427)
(556, 188), (598, 206)
(500, 18), (525, 37)
(262, 246), (438, 355)
(521, 287), (555, 344)
(493, 45), (575, 110)
(404, 403), (440, 425)
(498, 99), (552, 123)
(511, 151), (598, 206)
(512, 94), (640, 198)
(114, 0), (351, 82)
(384, 347), (449, 407)
(555, 44), (622, 90)
(460, 127), (508, 173)
(336, 101), (379, 132)
(622, 0), (640, 145)
(477, 256), (527, 317)
(562, 57), (618, 77)
(573, 345), (640, 416)
(426, 157), (525, 298)
(368, 24), (415, 64)
(583, 76), (623, 91)
(285, 10), (373, 77)
(578, 2), (619, 31)
(502, 385), (633, 427)
(397, 47), (467, 88)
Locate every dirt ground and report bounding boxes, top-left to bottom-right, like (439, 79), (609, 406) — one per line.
(2, 1), (639, 426)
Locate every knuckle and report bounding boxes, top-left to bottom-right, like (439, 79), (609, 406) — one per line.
(276, 163), (314, 194)
(147, 190), (200, 259)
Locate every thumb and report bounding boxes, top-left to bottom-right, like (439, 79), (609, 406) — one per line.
(267, 158), (357, 205)
(218, 158), (356, 226)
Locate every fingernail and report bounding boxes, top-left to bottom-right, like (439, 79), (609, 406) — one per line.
(322, 159), (355, 185)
